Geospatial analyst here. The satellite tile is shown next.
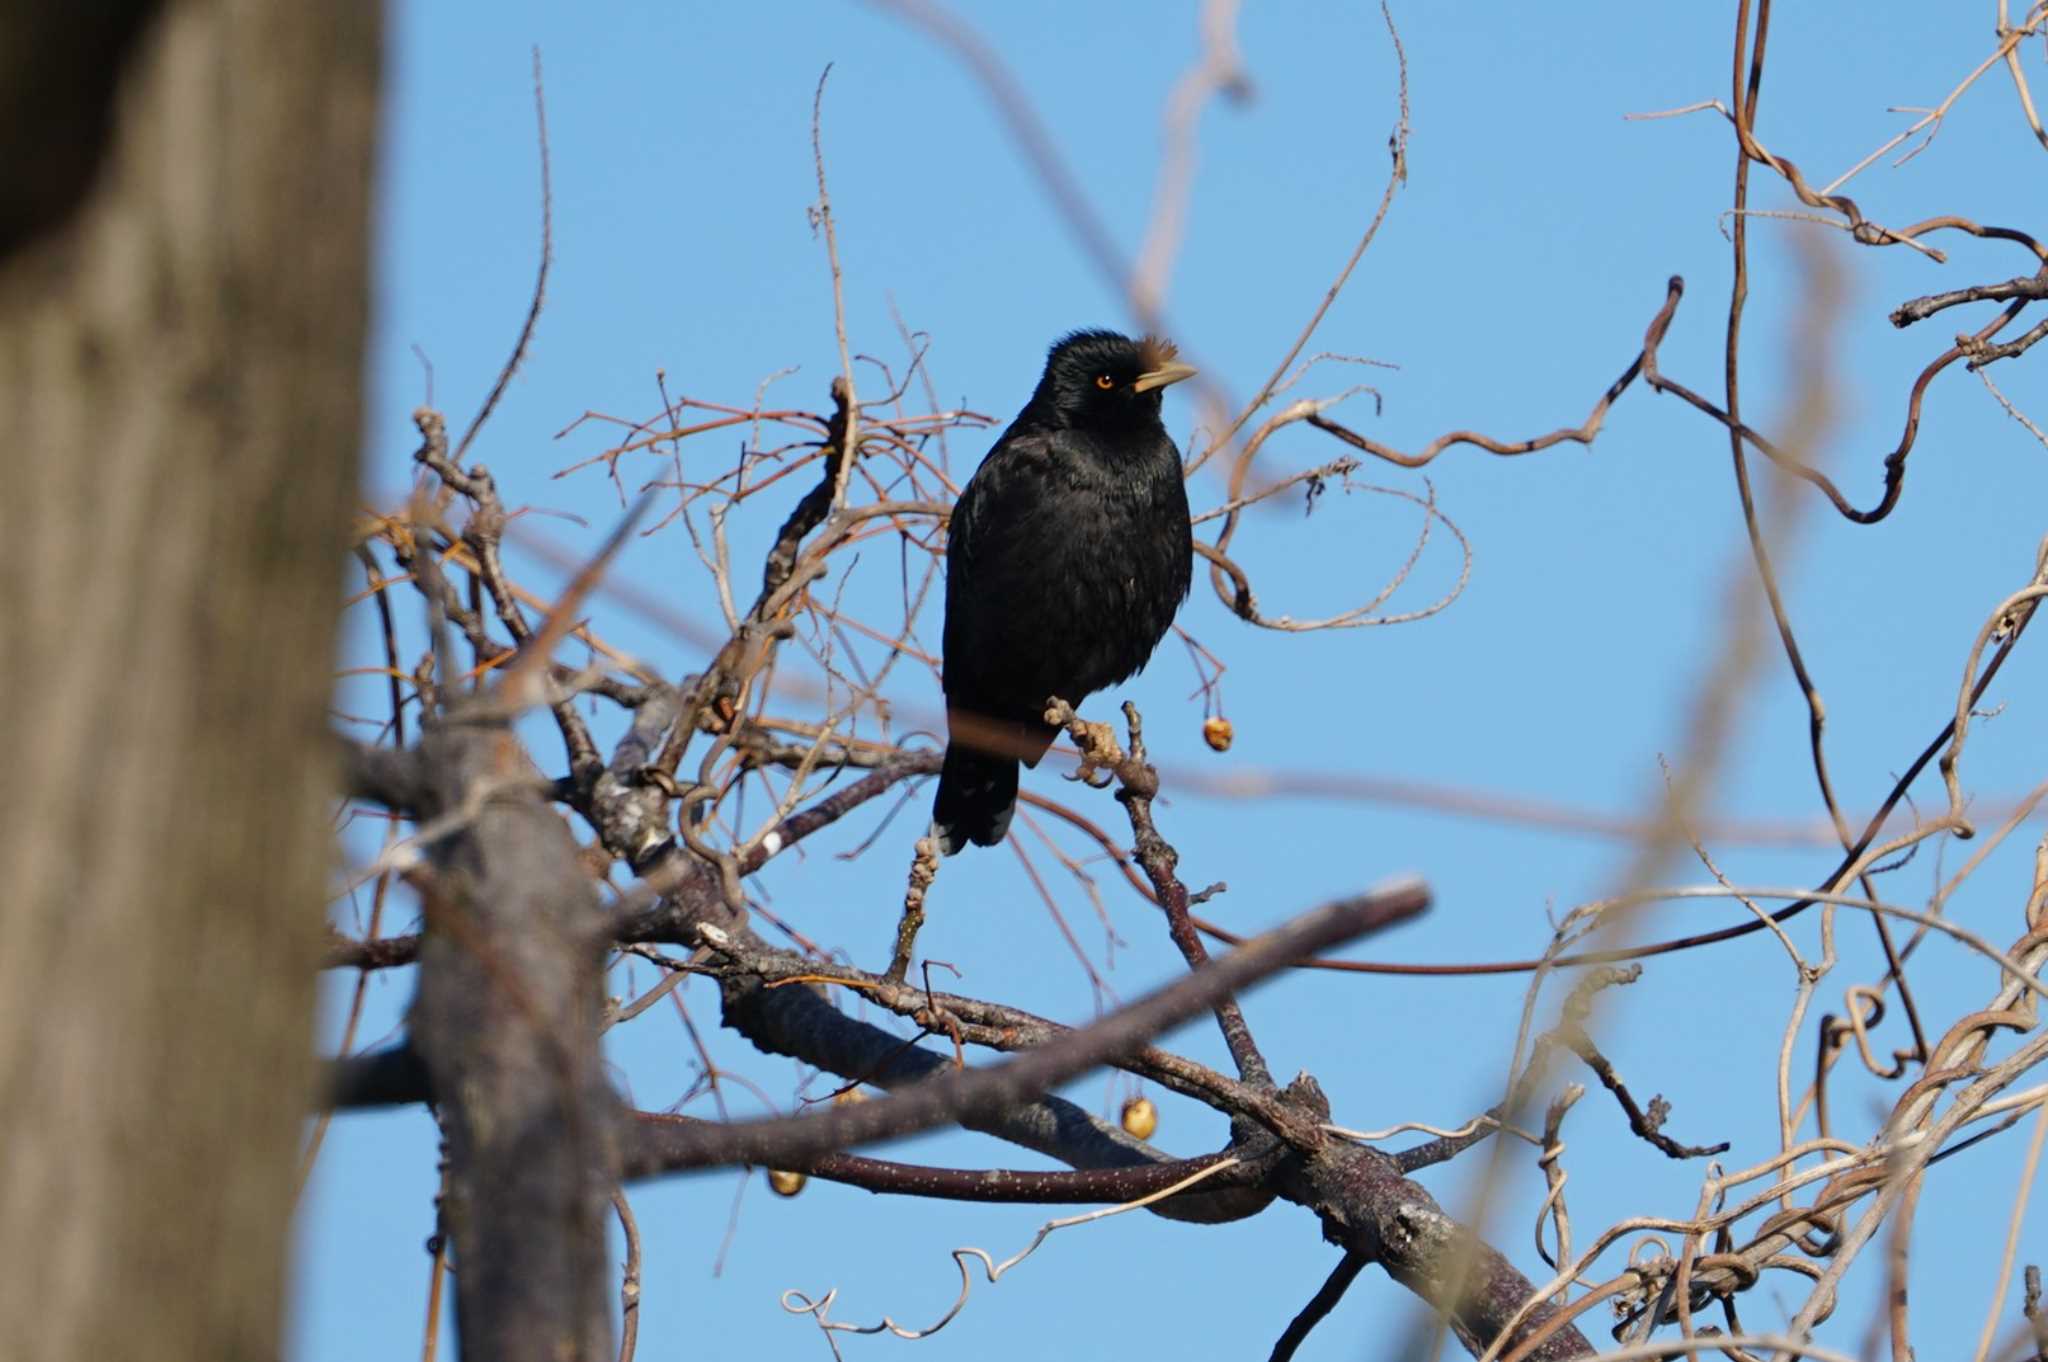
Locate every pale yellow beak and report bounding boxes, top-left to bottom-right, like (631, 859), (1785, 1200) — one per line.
(1131, 360), (1197, 394)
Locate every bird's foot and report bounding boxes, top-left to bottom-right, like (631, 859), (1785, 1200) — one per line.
(1069, 733), (1118, 789)
(1043, 697), (1125, 789)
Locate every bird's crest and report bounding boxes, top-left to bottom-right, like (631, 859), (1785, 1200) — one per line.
(1136, 336), (1180, 372)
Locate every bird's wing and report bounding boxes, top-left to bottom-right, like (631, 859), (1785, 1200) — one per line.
(942, 427), (1062, 703)
(947, 426), (1057, 566)
(946, 427), (1068, 599)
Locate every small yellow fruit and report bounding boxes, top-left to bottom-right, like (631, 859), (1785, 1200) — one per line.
(1202, 716), (1234, 752)
(767, 1168), (808, 1197)
(1121, 1096), (1159, 1140)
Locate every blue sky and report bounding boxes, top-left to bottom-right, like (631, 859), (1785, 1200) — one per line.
(307, 5), (2048, 1359)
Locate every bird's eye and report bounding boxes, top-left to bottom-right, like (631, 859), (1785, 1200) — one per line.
(1094, 374), (1115, 390)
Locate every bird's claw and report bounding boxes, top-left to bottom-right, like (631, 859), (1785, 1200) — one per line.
(1048, 707), (1124, 788)
(1069, 762), (1116, 790)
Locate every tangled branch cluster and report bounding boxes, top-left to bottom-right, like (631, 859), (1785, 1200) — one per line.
(319, 6), (2048, 1361)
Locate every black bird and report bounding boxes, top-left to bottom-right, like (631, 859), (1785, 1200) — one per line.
(929, 330), (1196, 854)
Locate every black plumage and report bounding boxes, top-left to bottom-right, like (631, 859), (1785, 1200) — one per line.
(929, 330), (1196, 855)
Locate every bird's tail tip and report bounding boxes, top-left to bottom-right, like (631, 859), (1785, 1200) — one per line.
(929, 746), (1019, 856)
(926, 807), (1013, 857)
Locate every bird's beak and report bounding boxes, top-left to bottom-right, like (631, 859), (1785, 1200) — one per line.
(1131, 359), (1197, 394)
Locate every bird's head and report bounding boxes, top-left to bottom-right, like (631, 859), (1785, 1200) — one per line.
(1029, 330), (1197, 434)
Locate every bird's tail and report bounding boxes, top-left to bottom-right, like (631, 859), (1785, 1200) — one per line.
(928, 743), (1019, 855)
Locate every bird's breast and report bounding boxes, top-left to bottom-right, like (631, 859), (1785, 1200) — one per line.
(943, 430), (1191, 716)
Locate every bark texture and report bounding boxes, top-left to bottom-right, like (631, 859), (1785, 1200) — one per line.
(408, 720), (622, 1362)
(0, 4), (379, 1359)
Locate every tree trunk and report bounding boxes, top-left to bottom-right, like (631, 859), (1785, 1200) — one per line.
(0, 3), (379, 1359)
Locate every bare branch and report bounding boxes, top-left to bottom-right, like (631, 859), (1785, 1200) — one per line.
(628, 879), (1427, 1172)
(1269, 1251), (1369, 1362)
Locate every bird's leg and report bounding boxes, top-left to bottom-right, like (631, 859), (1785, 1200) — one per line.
(1043, 696), (1124, 789)
(884, 833), (942, 982)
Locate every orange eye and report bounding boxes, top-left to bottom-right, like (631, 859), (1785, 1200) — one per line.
(1094, 374), (1115, 390)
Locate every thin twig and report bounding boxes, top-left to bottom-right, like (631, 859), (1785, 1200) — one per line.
(1269, 1251), (1369, 1362)
(454, 48), (552, 465)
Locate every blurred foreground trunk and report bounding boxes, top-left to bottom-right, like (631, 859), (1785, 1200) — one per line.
(0, 3), (379, 1358)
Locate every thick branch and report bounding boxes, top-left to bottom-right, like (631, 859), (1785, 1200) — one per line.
(325, 1043), (431, 1108)
(631, 879), (1426, 1171)
(405, 709), (619, 1362)
(323, 745), (941, 971)
(624, 1117), (1262, 1203)
(643, 898), (1287, 1121)
(336, 735), (431, 814)
(1285, 1140), (1596, 1360)
(709, 938), (1276, 1224)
